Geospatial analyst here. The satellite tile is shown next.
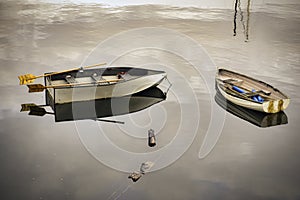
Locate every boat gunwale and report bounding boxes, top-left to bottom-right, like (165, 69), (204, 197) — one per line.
(45, 67), (167, 89)
(47, 73), (167, 90)
(46, 67), (166, 81)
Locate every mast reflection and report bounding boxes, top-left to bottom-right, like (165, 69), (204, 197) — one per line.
(233, 0), (251, 42)
(233, 0), (238, 36)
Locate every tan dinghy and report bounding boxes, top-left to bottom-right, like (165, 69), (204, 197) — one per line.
(216, 68), (290, 113)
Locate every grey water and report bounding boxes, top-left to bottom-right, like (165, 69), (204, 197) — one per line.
(0, 1), (300, 200)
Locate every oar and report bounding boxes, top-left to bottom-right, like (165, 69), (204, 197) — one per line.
(21, 103), (38, 112)
(20, 103), (47, 112)
(27, 79), (121, 93)
(18, 62), (107, 85)
(95, 119), (125, 124)
(28, 106), (54, 116)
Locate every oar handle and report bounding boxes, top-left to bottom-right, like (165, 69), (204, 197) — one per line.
(38, 62), (107, 78)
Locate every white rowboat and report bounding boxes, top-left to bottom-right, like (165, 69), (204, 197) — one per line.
(45, 67), (167, 104)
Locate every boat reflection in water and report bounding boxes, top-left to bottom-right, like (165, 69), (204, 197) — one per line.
(22, 86), (166, 123)
(215, 90), (288, 128)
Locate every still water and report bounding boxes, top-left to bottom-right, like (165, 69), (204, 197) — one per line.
(0, 1), (300, 200)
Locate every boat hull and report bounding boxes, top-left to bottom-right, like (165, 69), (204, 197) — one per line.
(49, 71), (166, 104)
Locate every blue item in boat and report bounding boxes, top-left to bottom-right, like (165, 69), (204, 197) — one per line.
(251, 89), (264, 103)
(232, 85), (246, 94)
(257, 95), (264, 102)
(252, 96), (259, 102)
(232, 86), (264, 103)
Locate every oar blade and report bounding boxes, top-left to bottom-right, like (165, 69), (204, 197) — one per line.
(27, 84), (45, 93)
(18, 74), (36, 85)
(29, 106), (47, 116)
(20, 103), (37, 112)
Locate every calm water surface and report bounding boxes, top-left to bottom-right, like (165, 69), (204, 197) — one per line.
(0, 1), (300, 200)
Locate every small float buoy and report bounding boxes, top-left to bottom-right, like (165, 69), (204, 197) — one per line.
(148, 129), (156, 147)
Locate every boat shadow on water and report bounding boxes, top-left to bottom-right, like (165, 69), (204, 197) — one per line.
(21, 86), (166, 123)
(215, 90), (288, 128)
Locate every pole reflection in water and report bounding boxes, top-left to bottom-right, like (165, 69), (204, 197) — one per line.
(245, 0), (251, 41)
(238, 0), (246, 37)
(233, 0), (251, 42)
(215, 90), (288, 128)
(21, 86), (167, 123)
(233, 0), (239, 36)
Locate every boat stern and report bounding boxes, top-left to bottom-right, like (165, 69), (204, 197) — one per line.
(262, 98), (290, 113)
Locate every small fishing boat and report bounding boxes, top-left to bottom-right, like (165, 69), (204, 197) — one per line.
(39, 66), (167, 104)
(216, 68), (290, 113)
